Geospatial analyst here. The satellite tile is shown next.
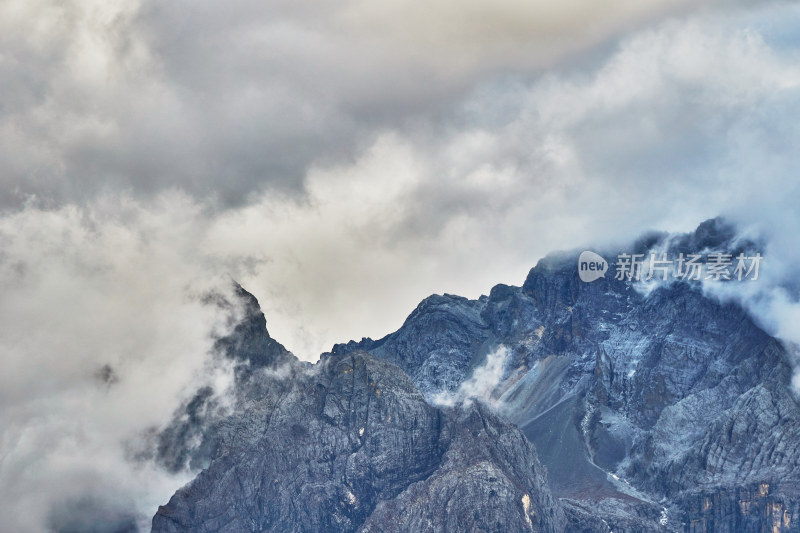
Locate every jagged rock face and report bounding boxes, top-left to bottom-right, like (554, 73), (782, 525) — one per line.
(152, 330), (564, 532)
(154, 284), (299, 474)
(675, 483), (800, 533)
(333, 218), (800, 531)
(213, 284), (295, 371)
(361, 403), (563, 533)
(151, 217), (799, 532)
(332, 294), (492, 397)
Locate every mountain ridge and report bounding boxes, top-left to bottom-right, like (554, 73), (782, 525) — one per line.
(151, 217), (800, 532)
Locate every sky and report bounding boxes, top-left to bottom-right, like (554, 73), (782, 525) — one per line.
(2, 0), (800, 530)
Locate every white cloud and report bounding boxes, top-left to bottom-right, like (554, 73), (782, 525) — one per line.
(18, 2), (789, 365)
(431, 346), (511, 408)
(3, 0), (800, 529)
(0, 193), (242, 531)
(4, 2), (797, 365)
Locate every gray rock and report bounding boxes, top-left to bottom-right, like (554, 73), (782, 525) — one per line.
(152, 217), (800, 532)
(152, 349), (564, 532)
(334, 217), (800, 531)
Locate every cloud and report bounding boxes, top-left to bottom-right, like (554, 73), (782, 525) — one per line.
(2, 0), (800, 529)
(336, 0), (725, 72)
(431, 346), (510, 408)
(0, 193), (243, 531)
(215, 3), (800, 359)
(3, 2), (799, 363)
(4, 2), (795, 364)
(0, 0), (734, 206)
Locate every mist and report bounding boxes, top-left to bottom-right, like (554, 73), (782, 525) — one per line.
(1, 0), (800, 530)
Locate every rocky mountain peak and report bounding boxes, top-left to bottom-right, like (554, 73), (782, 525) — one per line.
(150, 218), (798, 532)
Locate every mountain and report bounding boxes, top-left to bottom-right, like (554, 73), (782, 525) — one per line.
(151, 289), (563, 532)
(151, 217), (800, 532)
(332, 218), (800, 531)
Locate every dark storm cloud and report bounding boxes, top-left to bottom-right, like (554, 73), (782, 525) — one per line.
(0, 0), (731, 207)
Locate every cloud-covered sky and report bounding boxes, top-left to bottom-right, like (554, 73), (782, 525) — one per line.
(2, 0), (800, 530)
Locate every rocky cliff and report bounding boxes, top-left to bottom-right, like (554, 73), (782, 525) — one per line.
(151, 291), (564, 532)
(333, 218), (800, 531)
(152, 218), (800, 532)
